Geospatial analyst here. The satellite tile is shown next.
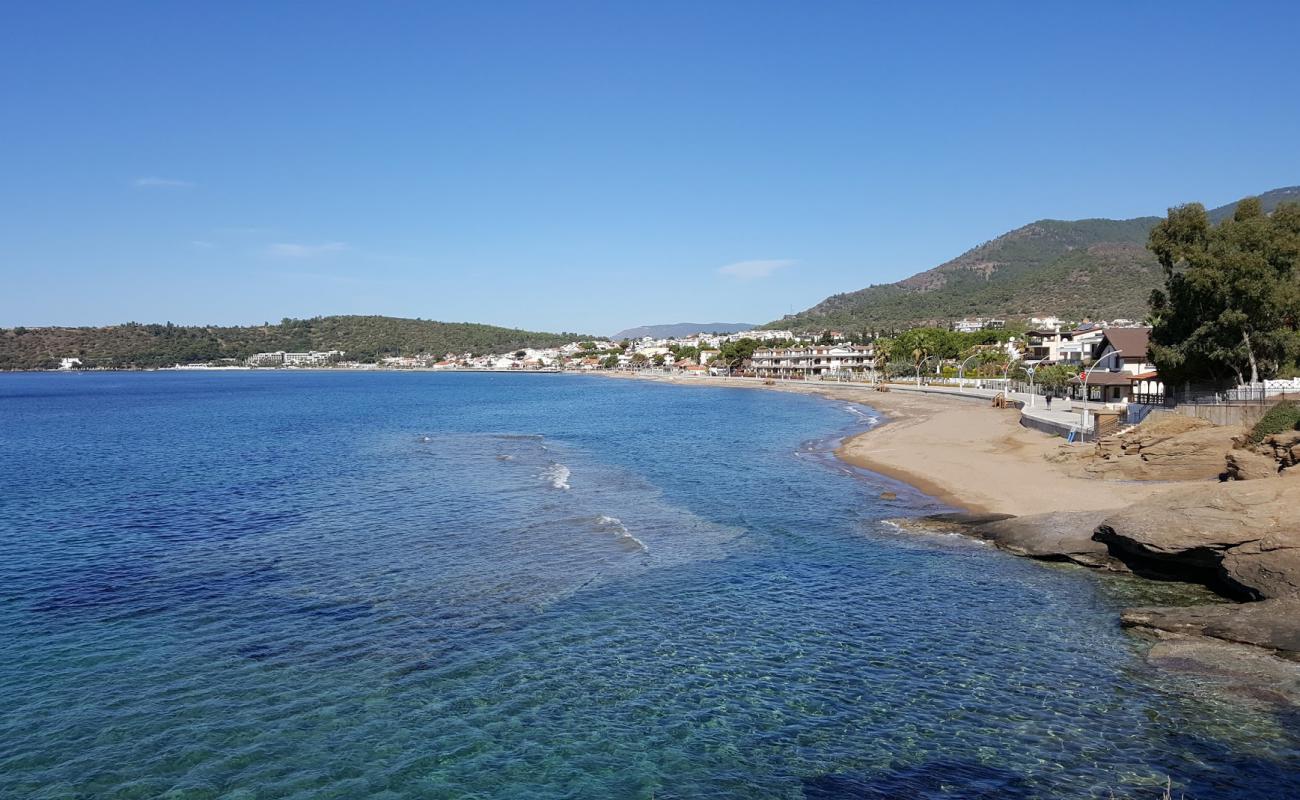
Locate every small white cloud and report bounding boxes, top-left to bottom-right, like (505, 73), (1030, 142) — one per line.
(266, 241), (349, 258)
(191, 240), (215, 248)
(718, 259), (796, 279)
(133, 177), (194, 189)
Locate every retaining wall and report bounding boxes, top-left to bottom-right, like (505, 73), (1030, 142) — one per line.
(1168, 403), (1274, 428)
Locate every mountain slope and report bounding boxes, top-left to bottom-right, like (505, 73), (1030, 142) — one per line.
(612, 322), (755, 339)
(0, 315), (596, 369)
(769, 186), (1299, 332)
(1208, 186), (1300, 222)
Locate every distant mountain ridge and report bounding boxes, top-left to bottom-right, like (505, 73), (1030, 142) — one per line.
(612, 322), (756, 339)
(767, 186), (1300, 332)
(0, 315), (596, 370)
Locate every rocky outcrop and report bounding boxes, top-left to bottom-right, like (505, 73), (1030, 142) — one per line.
(1122, 600), (1300, 660)
(971, 511), (1128, 571)
(1224, 448), (1282, 480)
(1134, 622), (1300, 707)
(1094, 472), (1300, 600)
(1068, 415), (1242, 481)
(1224, 430), (1300, 480)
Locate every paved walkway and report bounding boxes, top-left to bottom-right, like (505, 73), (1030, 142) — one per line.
(873, 382), (1089, 433)
(742, 376), (1096, 436)
(628, 371), (1102, 436)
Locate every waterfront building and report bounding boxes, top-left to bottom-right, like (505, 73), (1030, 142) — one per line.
(751, 344), (875, 378)
(283, 350), (344, 366)
(1070, 327), (1163, 405)
(247, 350), (344, 367)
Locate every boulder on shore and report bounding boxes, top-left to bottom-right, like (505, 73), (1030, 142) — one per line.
(972, 511), (1129, 572)
(1094, 472), (1300, 600)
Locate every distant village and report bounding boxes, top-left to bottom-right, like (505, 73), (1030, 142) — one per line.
(51, 314), (1298, 422)
(112, 315), (1158, 404)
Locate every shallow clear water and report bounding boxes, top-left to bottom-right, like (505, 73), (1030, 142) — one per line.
(1, 372), (1296, 799)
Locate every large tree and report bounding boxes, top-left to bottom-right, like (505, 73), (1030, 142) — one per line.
(1147, 197), (1300, 386)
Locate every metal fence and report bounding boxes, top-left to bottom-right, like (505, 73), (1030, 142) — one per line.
(1164, 385), (1300, 406)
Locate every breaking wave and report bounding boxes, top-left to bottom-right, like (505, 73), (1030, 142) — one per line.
(595, 515), (648, 552)
(541, 463), (571, 490)
(842, 404), (880, 427)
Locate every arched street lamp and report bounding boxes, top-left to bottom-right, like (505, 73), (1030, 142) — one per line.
(1023, 364), (1038, 408)
(1001, 358), (1019, 391)
(957, 354), (982, 393)
(1080, 349), (1123, 432)
(915, 354), (938, 386)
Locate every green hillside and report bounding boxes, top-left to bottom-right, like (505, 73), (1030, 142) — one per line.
(0, 315), (595, 370)
(768, 187), (1299, 332)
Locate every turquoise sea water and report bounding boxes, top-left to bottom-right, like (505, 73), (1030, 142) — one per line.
(1, 372), (1297, 799)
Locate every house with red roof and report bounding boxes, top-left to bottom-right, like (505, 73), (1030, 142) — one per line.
(1069, 327), (1165, 405)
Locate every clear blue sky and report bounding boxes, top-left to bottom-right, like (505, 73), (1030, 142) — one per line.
(3, 1), (1298, 335)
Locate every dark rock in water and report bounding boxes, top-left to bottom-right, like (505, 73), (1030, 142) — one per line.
(1142, 634), (1300, 708)
(972, 511), (1129, 572)
(1122, 600), (1300, 660)
(921, 511), (1015, 527)
(1094, 472), (1300, 600)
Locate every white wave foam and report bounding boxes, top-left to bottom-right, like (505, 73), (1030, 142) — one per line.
(541, 463), (571, 490)
(595, 515), (648, 552)
(843, 405), (880, 426)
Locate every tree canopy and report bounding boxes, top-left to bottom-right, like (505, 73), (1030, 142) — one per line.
(1147, 197), (1300, 386)
(876, 327), (1015, 367)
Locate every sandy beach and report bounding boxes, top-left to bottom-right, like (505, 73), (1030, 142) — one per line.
(595, 372), (1175, 516)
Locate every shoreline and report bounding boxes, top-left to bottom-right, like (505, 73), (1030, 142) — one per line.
(591, 371), (1175, 517)
(594, 371), (1300, 706)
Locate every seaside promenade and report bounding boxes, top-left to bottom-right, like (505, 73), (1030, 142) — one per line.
(627, 371), (1092, 438)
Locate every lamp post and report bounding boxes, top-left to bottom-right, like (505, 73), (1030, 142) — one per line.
(1080, 349), (1123, 432)
(957, 354), (981, 393)
(915, 354), (938, 386)
(1024, 364), (1038, 408)
(1001, 359), (1018, 393)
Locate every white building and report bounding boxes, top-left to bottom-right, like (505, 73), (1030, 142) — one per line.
(751, 345), (875, 378)
(953, 318), (1006, 334)
(248, 350), (344, 367)
(58, 357), (82, 370)
(247, 351), (286, 367)
(1057, 327), (1107, 365)
(729, 329), (797, 343)
(283, 350), (344, 366)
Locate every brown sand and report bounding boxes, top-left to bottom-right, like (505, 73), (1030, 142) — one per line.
(592, 372), (1176, 516)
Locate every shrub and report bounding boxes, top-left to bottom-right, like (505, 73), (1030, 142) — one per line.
(1249, 400), (1300, 443)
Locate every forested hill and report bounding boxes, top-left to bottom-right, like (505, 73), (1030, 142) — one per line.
(0, 316), (596, 369)
(767, 186), (1300, 332)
